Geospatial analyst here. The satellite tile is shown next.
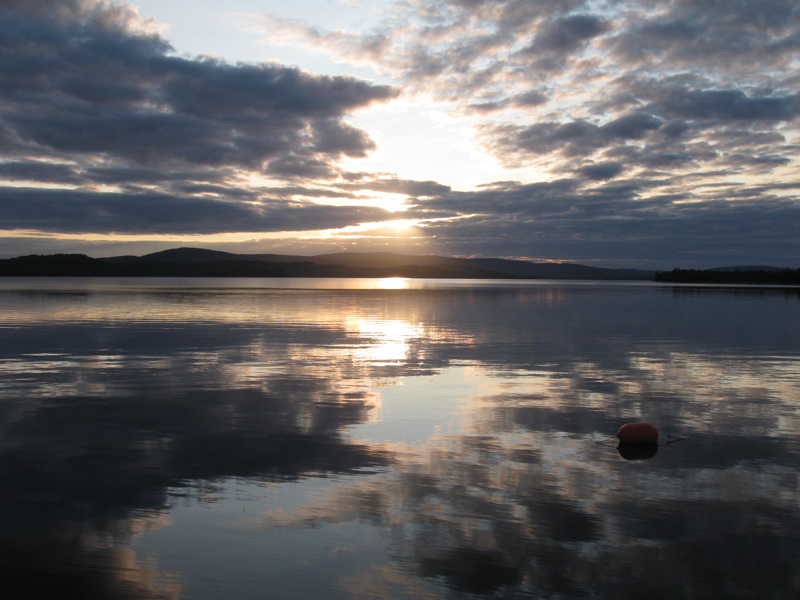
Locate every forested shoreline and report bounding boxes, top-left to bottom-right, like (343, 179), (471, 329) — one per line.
(656, 268), (800, 285)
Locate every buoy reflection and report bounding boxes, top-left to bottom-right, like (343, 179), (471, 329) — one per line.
(617, 442), (659, 461)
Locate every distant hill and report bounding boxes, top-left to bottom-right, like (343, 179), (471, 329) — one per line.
(98, 248), (657, 280)
(0, 252), (510, 279)
(0, 254), (293, 278)
(6, 249), (797, 283)
(0, 254), (122, 277)
(105, 247), (309, 265)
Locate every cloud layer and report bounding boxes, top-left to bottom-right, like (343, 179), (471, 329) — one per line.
(0, 0), (799, 267)
(241, 0), (800, 266)
(0, 0), (408, 239)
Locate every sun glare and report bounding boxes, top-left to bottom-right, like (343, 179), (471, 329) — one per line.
(385, 219), (418, 231)
(360, 191), (411, 213)
(355, 318), (422, 364)
(308, 191), (410, 213)
(376, 277), (408, 289)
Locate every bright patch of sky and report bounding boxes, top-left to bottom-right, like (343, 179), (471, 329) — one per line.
(343, 101), (540, 190)
(131, 0), (525, 188)
(133, 0), (394, 80)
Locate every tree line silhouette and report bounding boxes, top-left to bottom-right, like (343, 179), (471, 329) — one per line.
(655, 268), (800, 285)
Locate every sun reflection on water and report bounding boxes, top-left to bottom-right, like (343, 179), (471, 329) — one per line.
(376, 277), (408, 290)
(356, 318), (423, 364)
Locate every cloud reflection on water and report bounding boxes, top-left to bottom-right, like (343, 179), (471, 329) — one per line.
(0, 282), (799, 598)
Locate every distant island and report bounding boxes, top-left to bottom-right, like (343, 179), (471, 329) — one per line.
(0, 248), (796, 284)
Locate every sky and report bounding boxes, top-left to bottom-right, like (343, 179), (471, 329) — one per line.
(0, 0), (799, 268)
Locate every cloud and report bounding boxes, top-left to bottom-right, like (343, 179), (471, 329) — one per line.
(608, 0), (800, 70)
(648, 88), (800, 122)
(576, 161), (625, 180)
(2, 44), (397, 168)
(484, 88), (799, 177)
(340, 175), (452, 197)
(513, 89), (549, 106)
(484, 112), (665, 165)
(0, 161), (84, 184)
(528, 14), (608, 53)
(0, 187), (393, 234)
(0, 9), (394, 159)
(242, 1), (800, 186)
(0, 0), (798, 267)
(0, 0), (408, 239)
(407, 178), (800, 266)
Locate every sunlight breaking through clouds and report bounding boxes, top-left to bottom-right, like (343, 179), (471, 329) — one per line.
(0, 0), (798, 266)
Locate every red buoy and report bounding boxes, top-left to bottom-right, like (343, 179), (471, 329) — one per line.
(617, 422), (659, 444)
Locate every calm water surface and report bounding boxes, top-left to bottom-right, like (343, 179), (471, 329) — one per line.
(1, 278), (799, 599)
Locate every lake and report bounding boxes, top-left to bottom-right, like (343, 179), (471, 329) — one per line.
(1, 277), (799, 599)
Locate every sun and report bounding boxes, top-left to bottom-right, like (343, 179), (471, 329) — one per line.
(386, 219), (418, 233)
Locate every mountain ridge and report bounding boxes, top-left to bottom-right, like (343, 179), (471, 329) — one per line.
(1, 247), (793, 281)
(99, 247), (657, 280)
